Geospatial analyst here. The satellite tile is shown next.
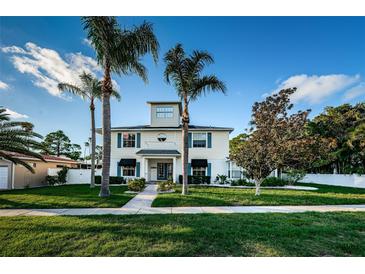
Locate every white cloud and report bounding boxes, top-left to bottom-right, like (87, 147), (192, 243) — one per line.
(1, 46), (26, 54)
(344, 82), (365, 100)
(82, 38), (92, 47)
(1, 42), (101, 98)
(274, 74), (361, 104)
(4, 108), (28, 119)
(0, 80), (9, 90)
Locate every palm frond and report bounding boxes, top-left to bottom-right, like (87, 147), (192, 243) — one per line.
(190, 75), (227, 101)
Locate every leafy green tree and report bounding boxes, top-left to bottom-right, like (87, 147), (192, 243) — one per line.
(41, 130), (81, 160)
(229, 133), (249, 156)
(67, 144), (82, 161)
(82, 16), (159, 197)
(307, 102), (365, 174)
(164, 44), (226, 195)
(58, 72), (120, 187)
(0, 108), (44, 172)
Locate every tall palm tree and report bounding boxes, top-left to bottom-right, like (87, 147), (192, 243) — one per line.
(0, 108), (44, 172)
(82, 16), (159, 197)
(164, 44), (226, 195)
(58, 72), (120, 188)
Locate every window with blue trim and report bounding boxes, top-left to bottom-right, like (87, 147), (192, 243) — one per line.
(123, 133), (135, 147)
(192, 133), (207, 148)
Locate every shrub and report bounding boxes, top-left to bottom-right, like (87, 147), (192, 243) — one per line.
(128, 178), (146, 192)
(230, 178), (253, 186)
(57, 167), (68, 185)
(178, 175), (211, 184)
(95, 176), (126, 185)
(46, 167), (68, 186)
(46, 175), (58, 186)
(157, 180), (175, 192)
(261, 177), (287, 186)
(95, 175), (101, 184)
(215, 174), (228, 184)
(285, 169), (306, 185)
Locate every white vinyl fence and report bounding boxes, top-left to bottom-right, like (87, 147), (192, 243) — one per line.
(297, 174), (365, 189)
(48, 168), (102, 184)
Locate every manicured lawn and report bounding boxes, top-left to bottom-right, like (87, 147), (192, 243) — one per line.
(0, 185), (135, 209)
(152, 183), (365, 207)
(0, 212), (364, 256)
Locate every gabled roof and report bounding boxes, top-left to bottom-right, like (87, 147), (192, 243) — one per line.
(96, 124), (234, 133)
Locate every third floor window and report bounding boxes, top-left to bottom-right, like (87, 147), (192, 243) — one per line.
(156, 106), (173, 118)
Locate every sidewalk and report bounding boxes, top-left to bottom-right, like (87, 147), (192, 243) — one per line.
(0, 205), (364, 216)
(1, 184), (365, 216)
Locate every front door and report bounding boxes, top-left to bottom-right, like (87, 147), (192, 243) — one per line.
(157, 163), (173, 180)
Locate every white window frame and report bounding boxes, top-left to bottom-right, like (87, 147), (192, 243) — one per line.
(122, 166), (135, 177)
(156, 106), (174, 118)
(192, 132), (207, 148)
(192, 166), (207, 176)
(123, 133), (136, 148)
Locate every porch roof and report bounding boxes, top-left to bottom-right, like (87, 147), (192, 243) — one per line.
(136, 149), (181, 156)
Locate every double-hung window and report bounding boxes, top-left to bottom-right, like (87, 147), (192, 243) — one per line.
(123, 133), (135, 147)
(192, 166), (206, 176)
(122, 166), (135, 176)
(156, 106), (173, 118)
(192, 133), (207, 148)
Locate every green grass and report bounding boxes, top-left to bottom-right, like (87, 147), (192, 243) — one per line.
(0, 185), (135, 209)
(0, 212), (364, 256)
(152, 183), (365, 207)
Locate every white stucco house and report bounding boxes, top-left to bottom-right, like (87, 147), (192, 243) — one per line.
(98, 101), (241, 183)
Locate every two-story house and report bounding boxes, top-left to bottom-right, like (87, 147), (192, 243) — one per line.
(100, 101), (234, 183)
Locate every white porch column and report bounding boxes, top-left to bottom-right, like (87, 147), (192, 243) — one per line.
(173, 157), (177, 183)
(230, 161), (233, 179)
(144, 158), (148, 181)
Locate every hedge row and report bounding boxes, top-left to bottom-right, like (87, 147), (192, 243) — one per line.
(178, 175), (211, 184)
(95, 176), (126, 184)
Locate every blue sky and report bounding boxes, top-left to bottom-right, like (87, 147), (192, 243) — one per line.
(1, 17), (365, 149)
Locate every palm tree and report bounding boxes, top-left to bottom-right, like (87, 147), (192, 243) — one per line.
(58, 72), (120, 188)
(164, 44), (226, 195)
(0, 108), (44, 172)
(82, 16), (159, 197)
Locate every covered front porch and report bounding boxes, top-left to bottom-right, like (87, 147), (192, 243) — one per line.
(137, 149), (180, 183)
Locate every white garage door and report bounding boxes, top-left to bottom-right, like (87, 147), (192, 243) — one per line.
(0, 166), (9, 189)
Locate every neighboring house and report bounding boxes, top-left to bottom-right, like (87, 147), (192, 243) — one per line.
(98, 101), (234, 183)
(0, 152), (78, 190)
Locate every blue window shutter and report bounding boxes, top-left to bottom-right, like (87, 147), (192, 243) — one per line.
(188, 133), (192, 148)
(136, 133), (141, 148)
(117, 133), (122, 148)
(117, 164), (121, 177)
(207, 163), (212, 177)
(136, 162), (140, 177)
(207, 132), (212, 148)
(188, 163), (191, 175)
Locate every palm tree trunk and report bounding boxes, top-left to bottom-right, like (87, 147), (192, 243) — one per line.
(181, 95), (189, 195)
(90, 99), (96, 188)
(100, 60), (112, 197)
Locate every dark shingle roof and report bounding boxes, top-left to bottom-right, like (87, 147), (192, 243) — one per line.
(136, 149), (181, 155)
(96, 124), (234, 133)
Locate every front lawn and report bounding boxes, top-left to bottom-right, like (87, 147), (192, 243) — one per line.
(0, 185), (135, 209)
(0, 212), (364, 256)
(152, 183), (365, 207)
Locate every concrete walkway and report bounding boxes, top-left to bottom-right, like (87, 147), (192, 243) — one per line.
(123, 184), (158, 209)
(1, 184), (365, 216)
(0, 205), (365, 216)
